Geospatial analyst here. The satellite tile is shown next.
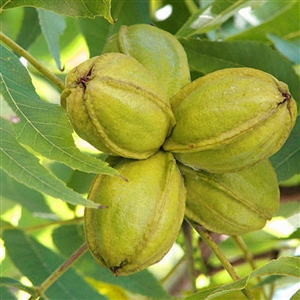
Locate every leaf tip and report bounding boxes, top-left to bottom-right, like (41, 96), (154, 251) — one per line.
(98, 204), (108, 209)
(118, 174), (128, 182)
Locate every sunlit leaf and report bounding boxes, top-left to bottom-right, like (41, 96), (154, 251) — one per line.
(250, 256), (300, 278)
(226, 1), (300, 42)
(184, 277), (249, 300)
(0, 45), (118, 177)
(1, 0), (114, 23)
(291, 288), (300, 300)
(215, 230), (282, 265)
(286, 228), (300, 240)
(0, 95), (18, 122)
(37, 9), (66, 70)
(207, 289), (263, 300)
(183, 256), (300, 300)
(176, 0), (257, 37)
(0, 118), (99, 208)
(3, 229), (106, 299)
(86, 278), (131, 300)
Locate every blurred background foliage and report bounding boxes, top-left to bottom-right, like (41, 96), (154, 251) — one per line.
(0, 0), (299, 299)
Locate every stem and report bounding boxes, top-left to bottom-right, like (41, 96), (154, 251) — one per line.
(231, 236), (256, 270)
(184, 0), (198, 14)
(35, 243), (88, 299)
(182, 220), (197, 293)
(160, 255), (189, 295)
(0, 217), (84, 233)
(0, 31), (65, 91)
(25, 217), (84, 232)
(231, 236), (268, 300)
(193, 223), (256, 300)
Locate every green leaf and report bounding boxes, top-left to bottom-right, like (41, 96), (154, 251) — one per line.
(52, 224), (86, 257)
(286, 228), (300, 240)
(250, 256), (300, 278)
(0, 118), (99, 208)
(52, 224), (172, 299)
(291, 289), (300, 300)
(78, 0), (151, 57)
(267, 33), (300, 64)
(0, 286), (18, 300)
(184, 277), (249, 300)
(226, 1), (300, 43)
(249, 0), (293, 22)
(0, 169), (53, 215)
(37, 9), (66, 70)
(179, 39), (300, 107)
(1, 0), (114, 23)
(176, 0), (256, 37)
(47, 161), (96, 194)
(152, 0), (192, 35)
(0, 7), (24, 40)
(0, 45), (118, 177)
(216, 230), (282, 264)
(270, 115), (300, 182)
(15, 7), (41, 51)
(275, 201), (300, 218)
(3, 229), (107, 299)
(183, 256), (300, 300)
(67, 169), (96, 194)
(0, 277), (38, 298)
(0, 95), (18, 122)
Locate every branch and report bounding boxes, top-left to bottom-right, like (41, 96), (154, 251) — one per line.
(182, 220), (197, 293)
(205, 249), (280, 276)
(280, 185), (300, 202)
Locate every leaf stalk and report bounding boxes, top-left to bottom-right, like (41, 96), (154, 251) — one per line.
(32, 243), (88, 299)
(231, 235), (269, 300)
(184, 0), (198, 14)
(0, 31), (65, 91)
(193, 223), (257, 300)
